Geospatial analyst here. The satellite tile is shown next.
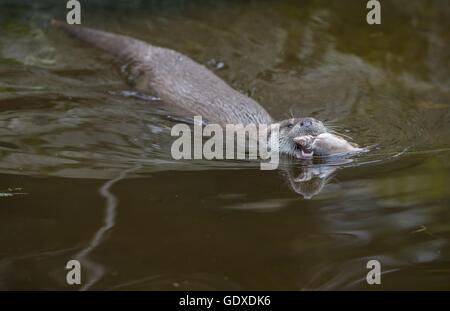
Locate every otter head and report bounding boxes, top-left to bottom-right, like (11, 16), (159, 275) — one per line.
(273, 117), (327, 158)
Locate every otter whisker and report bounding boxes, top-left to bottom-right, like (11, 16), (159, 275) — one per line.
(327, 128), (354, 140)
(286, 109), (295, 119)
(323, 123), (344, 130)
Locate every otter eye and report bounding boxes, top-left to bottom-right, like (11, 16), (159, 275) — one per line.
(287, 123), (294, 129)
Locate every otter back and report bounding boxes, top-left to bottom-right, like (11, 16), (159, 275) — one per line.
(52, 21), (273, 126)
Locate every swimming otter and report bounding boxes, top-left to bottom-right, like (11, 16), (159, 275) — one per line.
(51, 21), (330, 158)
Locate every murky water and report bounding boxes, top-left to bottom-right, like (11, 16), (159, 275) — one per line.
(1, 0), (449, 290)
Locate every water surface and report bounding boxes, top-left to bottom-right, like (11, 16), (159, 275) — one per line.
(0, 0), (449, 290)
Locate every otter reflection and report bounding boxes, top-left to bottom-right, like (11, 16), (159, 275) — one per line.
(279, 157), (355, 199)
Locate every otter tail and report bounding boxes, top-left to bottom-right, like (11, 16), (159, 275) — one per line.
(51, 20), (151, 62)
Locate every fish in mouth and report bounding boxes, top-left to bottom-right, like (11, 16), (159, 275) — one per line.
(293, 133), (365, 159)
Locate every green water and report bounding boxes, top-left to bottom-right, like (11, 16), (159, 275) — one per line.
(0, 0), (449, 290)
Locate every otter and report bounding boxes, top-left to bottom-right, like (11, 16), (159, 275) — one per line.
(52, 21), (351, 158)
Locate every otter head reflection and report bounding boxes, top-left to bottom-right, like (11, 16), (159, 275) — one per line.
(279, 156), (355, 199)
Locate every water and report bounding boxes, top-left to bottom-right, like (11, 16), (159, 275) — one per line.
(0, 0), (449, 290)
